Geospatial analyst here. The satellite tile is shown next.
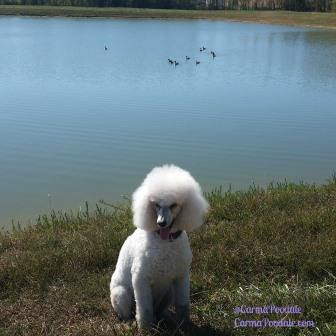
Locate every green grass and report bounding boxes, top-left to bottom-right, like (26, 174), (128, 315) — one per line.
(1, 179), (336, 335)
(1, 5), (336, 29)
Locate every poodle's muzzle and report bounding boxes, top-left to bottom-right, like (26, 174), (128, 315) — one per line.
(154, 204), (179, 240)
(156, 206), (172, 228)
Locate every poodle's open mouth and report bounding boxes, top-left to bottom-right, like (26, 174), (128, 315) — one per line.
(158, 227), (170, 240)
(156, 219), (175, 240)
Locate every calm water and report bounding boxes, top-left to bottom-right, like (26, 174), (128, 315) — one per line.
(1, 17), (336, 228)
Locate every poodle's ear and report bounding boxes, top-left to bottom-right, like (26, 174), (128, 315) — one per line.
(132, 185), (157, 231)
(174, 189), (209, 232)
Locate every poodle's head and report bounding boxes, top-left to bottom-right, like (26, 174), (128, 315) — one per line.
(132, 164), (209, 239)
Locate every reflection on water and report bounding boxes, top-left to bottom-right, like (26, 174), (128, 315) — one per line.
(0, 17), (336, 228)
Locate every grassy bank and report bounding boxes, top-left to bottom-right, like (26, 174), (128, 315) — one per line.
(1, 5), (336, 29)
(1, 179), (336, 335)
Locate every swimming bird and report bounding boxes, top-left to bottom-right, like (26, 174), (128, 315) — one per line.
(202, 46), (206, 51)
(174, 61), (179, 66)
(186, 56), (190, 61)
(211, 51), (216, 58)
(200, 48), (203, 52)
(196, 61), (200, 65)
(168, 58), (174, 64)
(105, 46), (108, 51)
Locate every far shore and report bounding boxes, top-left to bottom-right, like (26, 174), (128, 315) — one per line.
(1, 5), (336, 29)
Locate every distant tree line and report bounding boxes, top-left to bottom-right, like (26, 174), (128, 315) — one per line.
(0, 0), (334, 11)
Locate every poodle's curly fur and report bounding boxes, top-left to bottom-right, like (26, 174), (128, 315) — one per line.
(110, 164), (209, 330)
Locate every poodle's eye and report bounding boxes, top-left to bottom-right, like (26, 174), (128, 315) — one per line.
(170, 203), (177, 209)
(154, 203), (160, 209)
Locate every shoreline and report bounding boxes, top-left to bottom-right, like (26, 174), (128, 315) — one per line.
(1, 5), (336, 29)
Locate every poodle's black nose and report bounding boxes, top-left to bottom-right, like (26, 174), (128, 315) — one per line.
(157, 220), (167, 227)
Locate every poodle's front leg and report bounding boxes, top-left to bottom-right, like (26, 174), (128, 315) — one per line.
(174, 271), (190, 322)
(132, 275), (154, 330)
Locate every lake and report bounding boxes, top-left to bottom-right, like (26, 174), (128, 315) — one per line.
(1, 16), (336, 228)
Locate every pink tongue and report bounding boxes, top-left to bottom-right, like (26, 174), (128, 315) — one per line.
(159, 227), (170, 240)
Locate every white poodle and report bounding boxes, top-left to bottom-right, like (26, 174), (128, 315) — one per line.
(110, 164), (209, 330)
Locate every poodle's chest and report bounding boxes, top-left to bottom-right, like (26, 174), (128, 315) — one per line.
(144, 243), (192, 281)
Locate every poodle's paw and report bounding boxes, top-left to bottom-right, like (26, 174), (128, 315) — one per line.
(136, 310), (155, 331)
(156, 308), (173, 324)
(137, 318), (154, 331)
(175, 304), (190, 324)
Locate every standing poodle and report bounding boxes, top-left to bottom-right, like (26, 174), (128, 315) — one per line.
(110, 164), (209, 330)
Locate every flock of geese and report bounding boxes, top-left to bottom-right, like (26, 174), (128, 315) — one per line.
(104, 45), (216, 66)
(168, 46), (216, 66)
